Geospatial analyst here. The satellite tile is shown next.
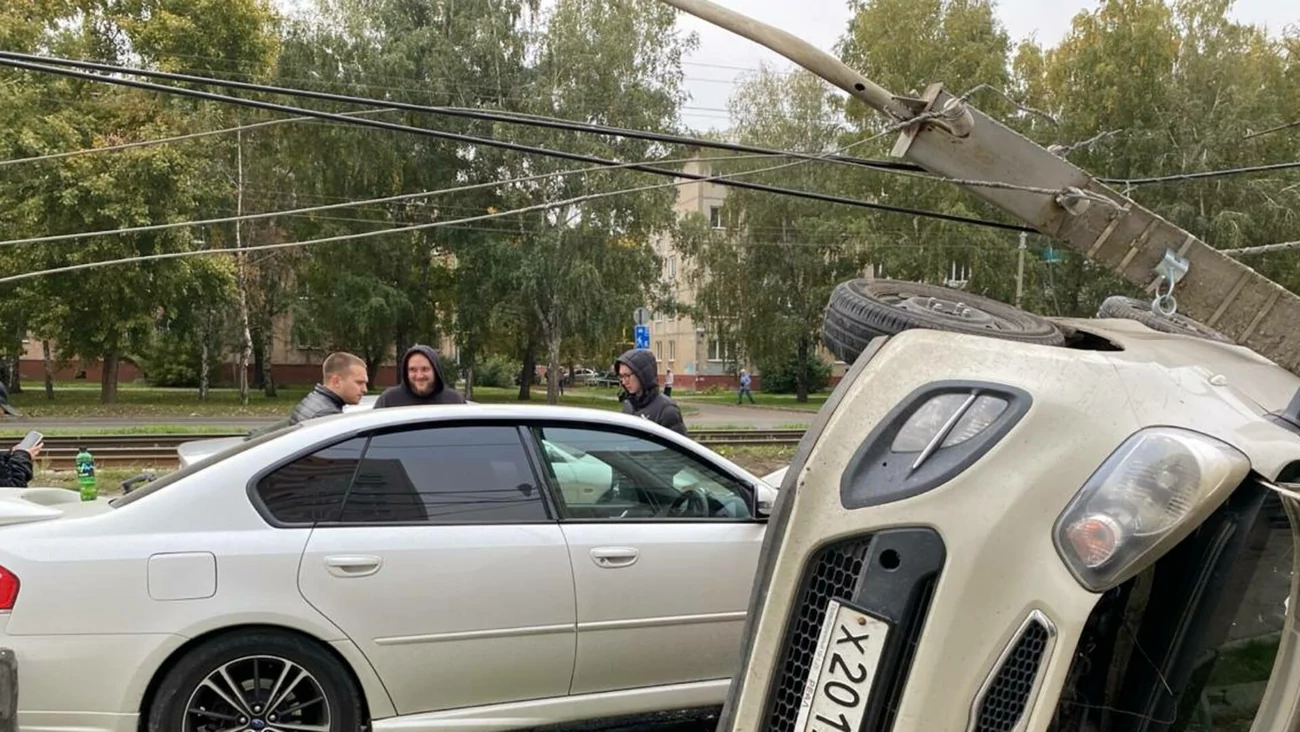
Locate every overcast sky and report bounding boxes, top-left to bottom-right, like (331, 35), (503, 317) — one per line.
(676, 0), (1297, 131)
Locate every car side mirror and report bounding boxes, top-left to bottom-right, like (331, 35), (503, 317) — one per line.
(751, 482), (775, 519)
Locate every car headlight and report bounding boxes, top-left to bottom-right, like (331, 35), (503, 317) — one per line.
(841, 382), (1031, 509)
(1053, 427), (1251, 592)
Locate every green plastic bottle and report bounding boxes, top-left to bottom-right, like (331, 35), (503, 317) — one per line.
(75, 447), (97, 501)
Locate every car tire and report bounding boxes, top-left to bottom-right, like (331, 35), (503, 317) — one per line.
(145, 629), (364, 732)
(1096, 295), (1234, 343)
(822, 278), (1066, 363)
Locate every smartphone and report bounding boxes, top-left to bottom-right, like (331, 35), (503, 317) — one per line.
(14, 430), (42, 452)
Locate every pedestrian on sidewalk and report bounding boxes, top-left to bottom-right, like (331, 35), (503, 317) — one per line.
(664, 368), (674, 397)
(737, 369), (755, 404)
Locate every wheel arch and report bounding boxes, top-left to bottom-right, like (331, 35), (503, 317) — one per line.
(135, 623), (394, 732)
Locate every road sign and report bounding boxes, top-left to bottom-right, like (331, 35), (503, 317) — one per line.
(633, 307), (651, 326)
(634, 324), (650, 349)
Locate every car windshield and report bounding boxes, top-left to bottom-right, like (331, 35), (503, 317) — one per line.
(109, 421), (303, 508)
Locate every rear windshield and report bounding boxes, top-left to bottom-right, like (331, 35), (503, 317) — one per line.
(110, 422), (303, 508)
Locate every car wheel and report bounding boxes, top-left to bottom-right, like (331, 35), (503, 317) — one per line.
(146, 629), (363, 732)
(1096, 295), (1233, 343)
(822, 278), (1066, 363)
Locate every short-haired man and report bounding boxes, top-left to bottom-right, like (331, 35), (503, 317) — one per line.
(288, 351), (369, 424)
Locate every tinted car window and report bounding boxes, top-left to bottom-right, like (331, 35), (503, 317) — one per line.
(339, 426), (548, 524)
(254, 437), (366, 525)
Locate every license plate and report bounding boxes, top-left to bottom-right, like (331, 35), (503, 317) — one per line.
(793, 599), (891, 732)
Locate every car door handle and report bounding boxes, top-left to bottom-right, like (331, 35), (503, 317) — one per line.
(324, 555), (383, 577)
(590, 547), (639, 568)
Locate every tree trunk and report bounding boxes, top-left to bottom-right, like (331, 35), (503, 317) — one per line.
(99, 351), (120, 404)
(251, 325), (265, 388)
(199, 336), (211, 401)
(41, 340), (54, 400)
(545, 326), (563, 405)
(461, 335), (476, 401)
(7, 323), (21, 394)
(6, 354), (18, 394)
(518, 340), (536, 401)
(260, 325), (277, 397)
(234, 128), (253, 406)
(366, 355), (382, 386)
(795, 335), (810, 403)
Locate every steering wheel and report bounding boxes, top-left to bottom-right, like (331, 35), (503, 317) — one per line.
(661, 488), (708, 517)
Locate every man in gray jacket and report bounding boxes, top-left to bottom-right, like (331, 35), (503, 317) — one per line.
(288, 351), (369, 424)
(614, 348), (687, 435)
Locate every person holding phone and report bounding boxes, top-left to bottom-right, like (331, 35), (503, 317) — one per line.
(0, 431), (40, 488)
(0, 384), (40, 488)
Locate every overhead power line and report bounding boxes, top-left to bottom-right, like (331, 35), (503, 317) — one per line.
(1221, 240), (1300, 257)
(1244, 119), (1300, 140)
(0, 113), (966, 283)
(0, 54), (1033, 233)
(0, 50), (925, 174)
(0, 150), (781, 248)
(0, 107), (397, 168)
(1105, 161), (1300, 186)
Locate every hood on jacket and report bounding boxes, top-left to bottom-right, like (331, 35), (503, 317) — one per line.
(400, 344), (451, 397)
(614, 348), (660, 394)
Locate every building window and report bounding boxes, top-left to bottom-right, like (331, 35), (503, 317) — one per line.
(708, 338), (730, 362)
(709, 206), (724, 229)
(669, 256), (678, 279)
(655, 340), (663, 358)
(668, 340), (676, 363)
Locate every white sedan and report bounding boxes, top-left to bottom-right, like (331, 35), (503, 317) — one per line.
(0, 404), (777, 732)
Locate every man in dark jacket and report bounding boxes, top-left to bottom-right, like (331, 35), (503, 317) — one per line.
(374, 344), (466, 408)
(614, 348), (687, 435)
(288, 351), (369, 424)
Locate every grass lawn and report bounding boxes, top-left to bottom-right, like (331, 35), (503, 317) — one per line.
(676, 392), (828, 411)
(2, 382), (697, 419)
(7, 383), (313, 418)
(0, 424), (247, 438)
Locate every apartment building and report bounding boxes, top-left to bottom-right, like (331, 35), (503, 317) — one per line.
(645, 150), (852, 392)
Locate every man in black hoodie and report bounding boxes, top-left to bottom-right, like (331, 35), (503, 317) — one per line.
(374, 344), (467, 408)
(614, 348), (687, 435)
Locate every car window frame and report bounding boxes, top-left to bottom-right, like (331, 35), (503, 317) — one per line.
(521, 421), (759, 524)
(322, 421), (558, 528)
(249, 435), (370, 527)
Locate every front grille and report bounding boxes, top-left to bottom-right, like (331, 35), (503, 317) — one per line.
(973, 618), (1051, 732)
(765, 538), (872, 732)
(873, 575), (937, 729)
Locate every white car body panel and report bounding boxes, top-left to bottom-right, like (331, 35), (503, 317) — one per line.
(298, 523), (578, 714)
(0, 404), (776, 732)
(561, 521), (765, 694)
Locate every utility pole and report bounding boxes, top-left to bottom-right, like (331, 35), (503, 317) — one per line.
(1015, 231), (1027, 308)
(656, 0), (1300, 375)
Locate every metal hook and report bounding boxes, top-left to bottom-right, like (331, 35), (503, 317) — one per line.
(1150, 248), (1188, 317)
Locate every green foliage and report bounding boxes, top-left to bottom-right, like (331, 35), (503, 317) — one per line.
(470, 354), (519, 389)
(756, 350), (832, 395)
(3, 0), (1300, 407)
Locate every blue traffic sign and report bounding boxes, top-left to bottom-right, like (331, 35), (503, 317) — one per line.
(634, 324), (650, 349)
